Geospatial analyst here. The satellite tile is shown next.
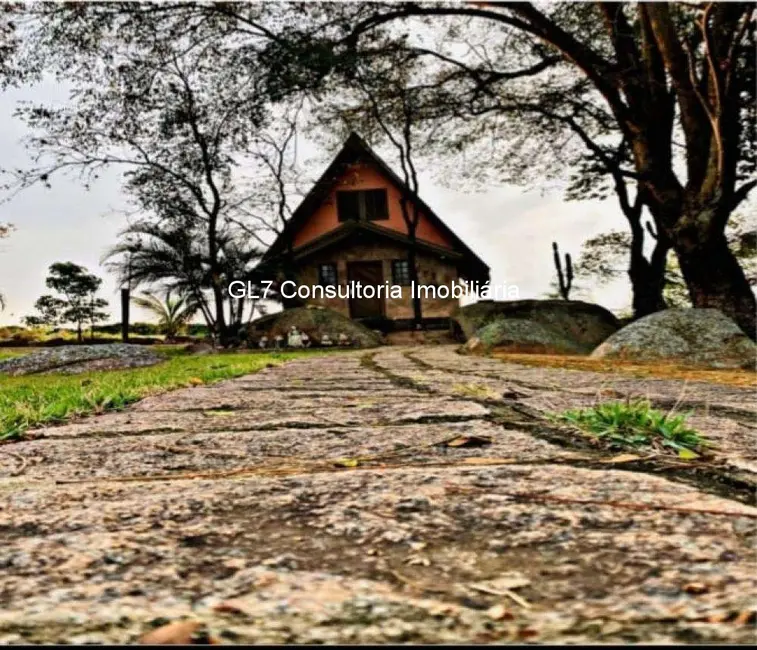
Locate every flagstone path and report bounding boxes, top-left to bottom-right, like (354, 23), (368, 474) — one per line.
(0, 346), (755, 644)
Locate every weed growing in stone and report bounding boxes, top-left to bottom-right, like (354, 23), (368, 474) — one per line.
(554, 400), (710, 458)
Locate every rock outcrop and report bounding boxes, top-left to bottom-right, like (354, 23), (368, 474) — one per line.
(0, 343), (164, 376)
(455, 300), (620, 355)
(591, 308), (756, 369)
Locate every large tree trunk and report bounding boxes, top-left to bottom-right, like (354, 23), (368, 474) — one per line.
(673, 229), (756, 339)
(628, 257), (667, 318)
(211, 279), (229, 347)
(627, 222), (669, 319)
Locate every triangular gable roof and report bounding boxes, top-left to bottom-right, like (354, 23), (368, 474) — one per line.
(290, 220), (465, 263)
(262, 133), (490, 283)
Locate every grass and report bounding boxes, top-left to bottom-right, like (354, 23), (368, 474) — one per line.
(0, 348), (32, 361)
(493, 352), (756, 388)
(553, 399), (710, 458)
(0, 349), (319, 442)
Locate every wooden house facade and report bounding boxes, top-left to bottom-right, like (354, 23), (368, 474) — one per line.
(261, 133), (489, 330)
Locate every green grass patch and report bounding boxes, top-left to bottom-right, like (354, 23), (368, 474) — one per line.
(0, 350), (317, 442)
(553, 400), (711, 458)
(0, 348), (35, 361)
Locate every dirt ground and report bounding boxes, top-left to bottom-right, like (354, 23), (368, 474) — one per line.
(0, 346), (755, 644)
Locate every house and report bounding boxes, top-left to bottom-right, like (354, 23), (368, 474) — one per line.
(261, 133), (490, 331)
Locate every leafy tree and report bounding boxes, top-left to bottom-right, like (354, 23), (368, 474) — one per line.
(7, 4), (305, 346)
(298, 1), (757, 336)
(104, 217), (271, 339)
(86, 296), (110, 341)
(43, 262), (108, 342)
(23, 294), (65, 328)
(575, 214), (757, 312)
(131, 290), (199, 341)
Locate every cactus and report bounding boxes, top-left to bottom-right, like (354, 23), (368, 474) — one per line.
(552, 241), (574, 300)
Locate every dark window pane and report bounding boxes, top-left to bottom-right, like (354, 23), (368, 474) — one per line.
(392, 260), (411, 286)
(365, 189), (388, 221)
(318, 263), (338, 286)
(336, 191), (360, 222)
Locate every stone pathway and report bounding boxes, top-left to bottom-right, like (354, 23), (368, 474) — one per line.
(0, 346), (755, 644)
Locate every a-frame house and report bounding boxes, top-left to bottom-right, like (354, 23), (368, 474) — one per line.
(261, 133), (490, 330)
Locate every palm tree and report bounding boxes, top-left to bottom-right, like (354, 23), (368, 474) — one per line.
(104, 216), (271, 343)
(131, 290), (200, 341)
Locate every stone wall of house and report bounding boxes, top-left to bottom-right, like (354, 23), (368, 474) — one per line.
(292, 241), (460, 320)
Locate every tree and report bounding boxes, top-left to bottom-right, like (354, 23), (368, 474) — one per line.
(131, 290), (199, 341)
(23, 294), (64, 328)
(43, 262), (108, 342)
(0, 222), (13, 311)
(103, 217), (272, 340)
(314, 49), (429, 325)
(304, 1), (757, 337)
(6, 4), (307, 346)
(575, 213), (757, 312)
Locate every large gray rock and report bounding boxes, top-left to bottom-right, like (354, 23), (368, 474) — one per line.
(591, 308), (756, 369)
(455, 300), (619, 355)
(0, 344), (164, 376)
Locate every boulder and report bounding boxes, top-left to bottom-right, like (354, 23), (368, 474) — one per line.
(0, 343), (164, 376)
(455, 300), (620, 355)
(248, 307), (382, 349)
(591, 308), (757, 370)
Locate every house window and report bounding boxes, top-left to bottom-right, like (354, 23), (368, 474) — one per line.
(318, 263), (338, 286)
(336, 191), (360, 222)
(337, 189), (388, 222)
(363, 189), (389, 221)
(392, 260), (411, 286)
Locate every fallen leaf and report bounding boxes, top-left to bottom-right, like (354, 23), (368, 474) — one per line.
(601, 453), (642, 464)
(683, 582), (709, 595)
(139, 620), (208, 644)
(333, 458), (360, 468)
(254, 571), (278, 588)
(678, 449), (700, 460)
(213, 600), (247, 615)
(518, 627), (539, 639)
(707, 611), (729, 624)
(733, 610), (756, 625)
(472, 574), (531, 593)
(487, 604), (513, 621)
(187, 377), (204, 386)
(446, 435), (493, 448)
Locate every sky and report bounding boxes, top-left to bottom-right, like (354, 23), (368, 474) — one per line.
(0, 78), (634, 327)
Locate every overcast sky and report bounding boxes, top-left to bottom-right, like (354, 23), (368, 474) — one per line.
(0, 78), (634, 326)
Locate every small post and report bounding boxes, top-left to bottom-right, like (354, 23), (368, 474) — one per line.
(121, 287), (130, 342)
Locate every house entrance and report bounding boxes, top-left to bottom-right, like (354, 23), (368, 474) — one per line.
(347, 261), (385, 319)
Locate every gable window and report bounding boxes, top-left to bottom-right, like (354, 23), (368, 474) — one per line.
(336, 191), (360, 222)
(363, 189), (389, 221)
(318, 263), (338, 287)
(392, 260), (411, 286)
(337, 189), (388, 222)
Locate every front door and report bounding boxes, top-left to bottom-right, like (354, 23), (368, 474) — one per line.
(347, 261), (385, 319)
